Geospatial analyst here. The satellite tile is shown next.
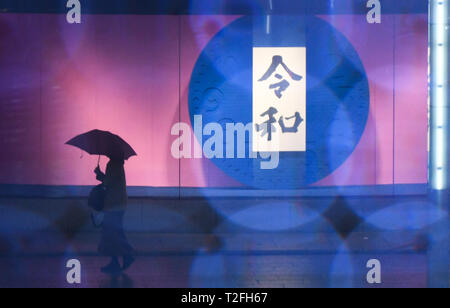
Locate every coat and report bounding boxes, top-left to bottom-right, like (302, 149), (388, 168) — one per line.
(97, 159), (127, 211)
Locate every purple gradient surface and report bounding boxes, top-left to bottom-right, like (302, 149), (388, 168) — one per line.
(0, 14), (428, 188)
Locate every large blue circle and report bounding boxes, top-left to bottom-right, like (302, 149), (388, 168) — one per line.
(188, 16), (370, 189)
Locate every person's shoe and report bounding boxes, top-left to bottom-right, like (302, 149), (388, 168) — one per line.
(101, 259), (122, 274)
(122, 255), (135, 271)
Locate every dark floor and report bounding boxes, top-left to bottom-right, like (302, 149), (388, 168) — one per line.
(0, 195), (448, 288)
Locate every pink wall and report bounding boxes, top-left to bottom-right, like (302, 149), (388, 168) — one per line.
(0, 14), (428, 188)
(317, 14), (428, 187)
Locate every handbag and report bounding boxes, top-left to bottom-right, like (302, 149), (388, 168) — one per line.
(88, 184), (106, 212)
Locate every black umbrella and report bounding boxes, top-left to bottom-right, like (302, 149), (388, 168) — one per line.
(66, 130), (137, 160)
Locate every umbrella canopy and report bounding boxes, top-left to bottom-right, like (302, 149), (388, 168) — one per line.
(66, 130), (137, 160)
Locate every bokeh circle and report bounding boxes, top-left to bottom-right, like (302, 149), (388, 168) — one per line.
(189, 15), (370, 189)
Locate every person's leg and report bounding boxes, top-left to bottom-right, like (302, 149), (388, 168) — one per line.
(114, 211), (135, 270)
(99, 212), (122, 273)
(101, 256), (121, 274)
(122, 254), (135, 271)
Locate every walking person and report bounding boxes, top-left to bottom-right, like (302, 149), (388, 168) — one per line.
(66, 130), (138, 274)
(95, 157), (135, 274)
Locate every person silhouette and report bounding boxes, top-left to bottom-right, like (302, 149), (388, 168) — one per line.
(95, 156), (134, 274)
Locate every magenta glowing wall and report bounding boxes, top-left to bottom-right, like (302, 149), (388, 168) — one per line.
(0, 14), (428, 188)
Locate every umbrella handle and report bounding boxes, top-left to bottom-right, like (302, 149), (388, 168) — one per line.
(97, 155), (101, 167)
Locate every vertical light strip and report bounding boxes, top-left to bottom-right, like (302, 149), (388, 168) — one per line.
(266, 0), (273, 35)
(430, 0), (449, 190)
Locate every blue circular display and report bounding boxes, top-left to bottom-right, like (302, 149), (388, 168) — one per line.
(188, 16), (370, 189)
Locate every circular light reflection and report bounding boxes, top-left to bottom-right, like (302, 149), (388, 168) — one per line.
(329, 244), (354, 288)
(226, 201), (321, 232)
(366, 201), (447, 231)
